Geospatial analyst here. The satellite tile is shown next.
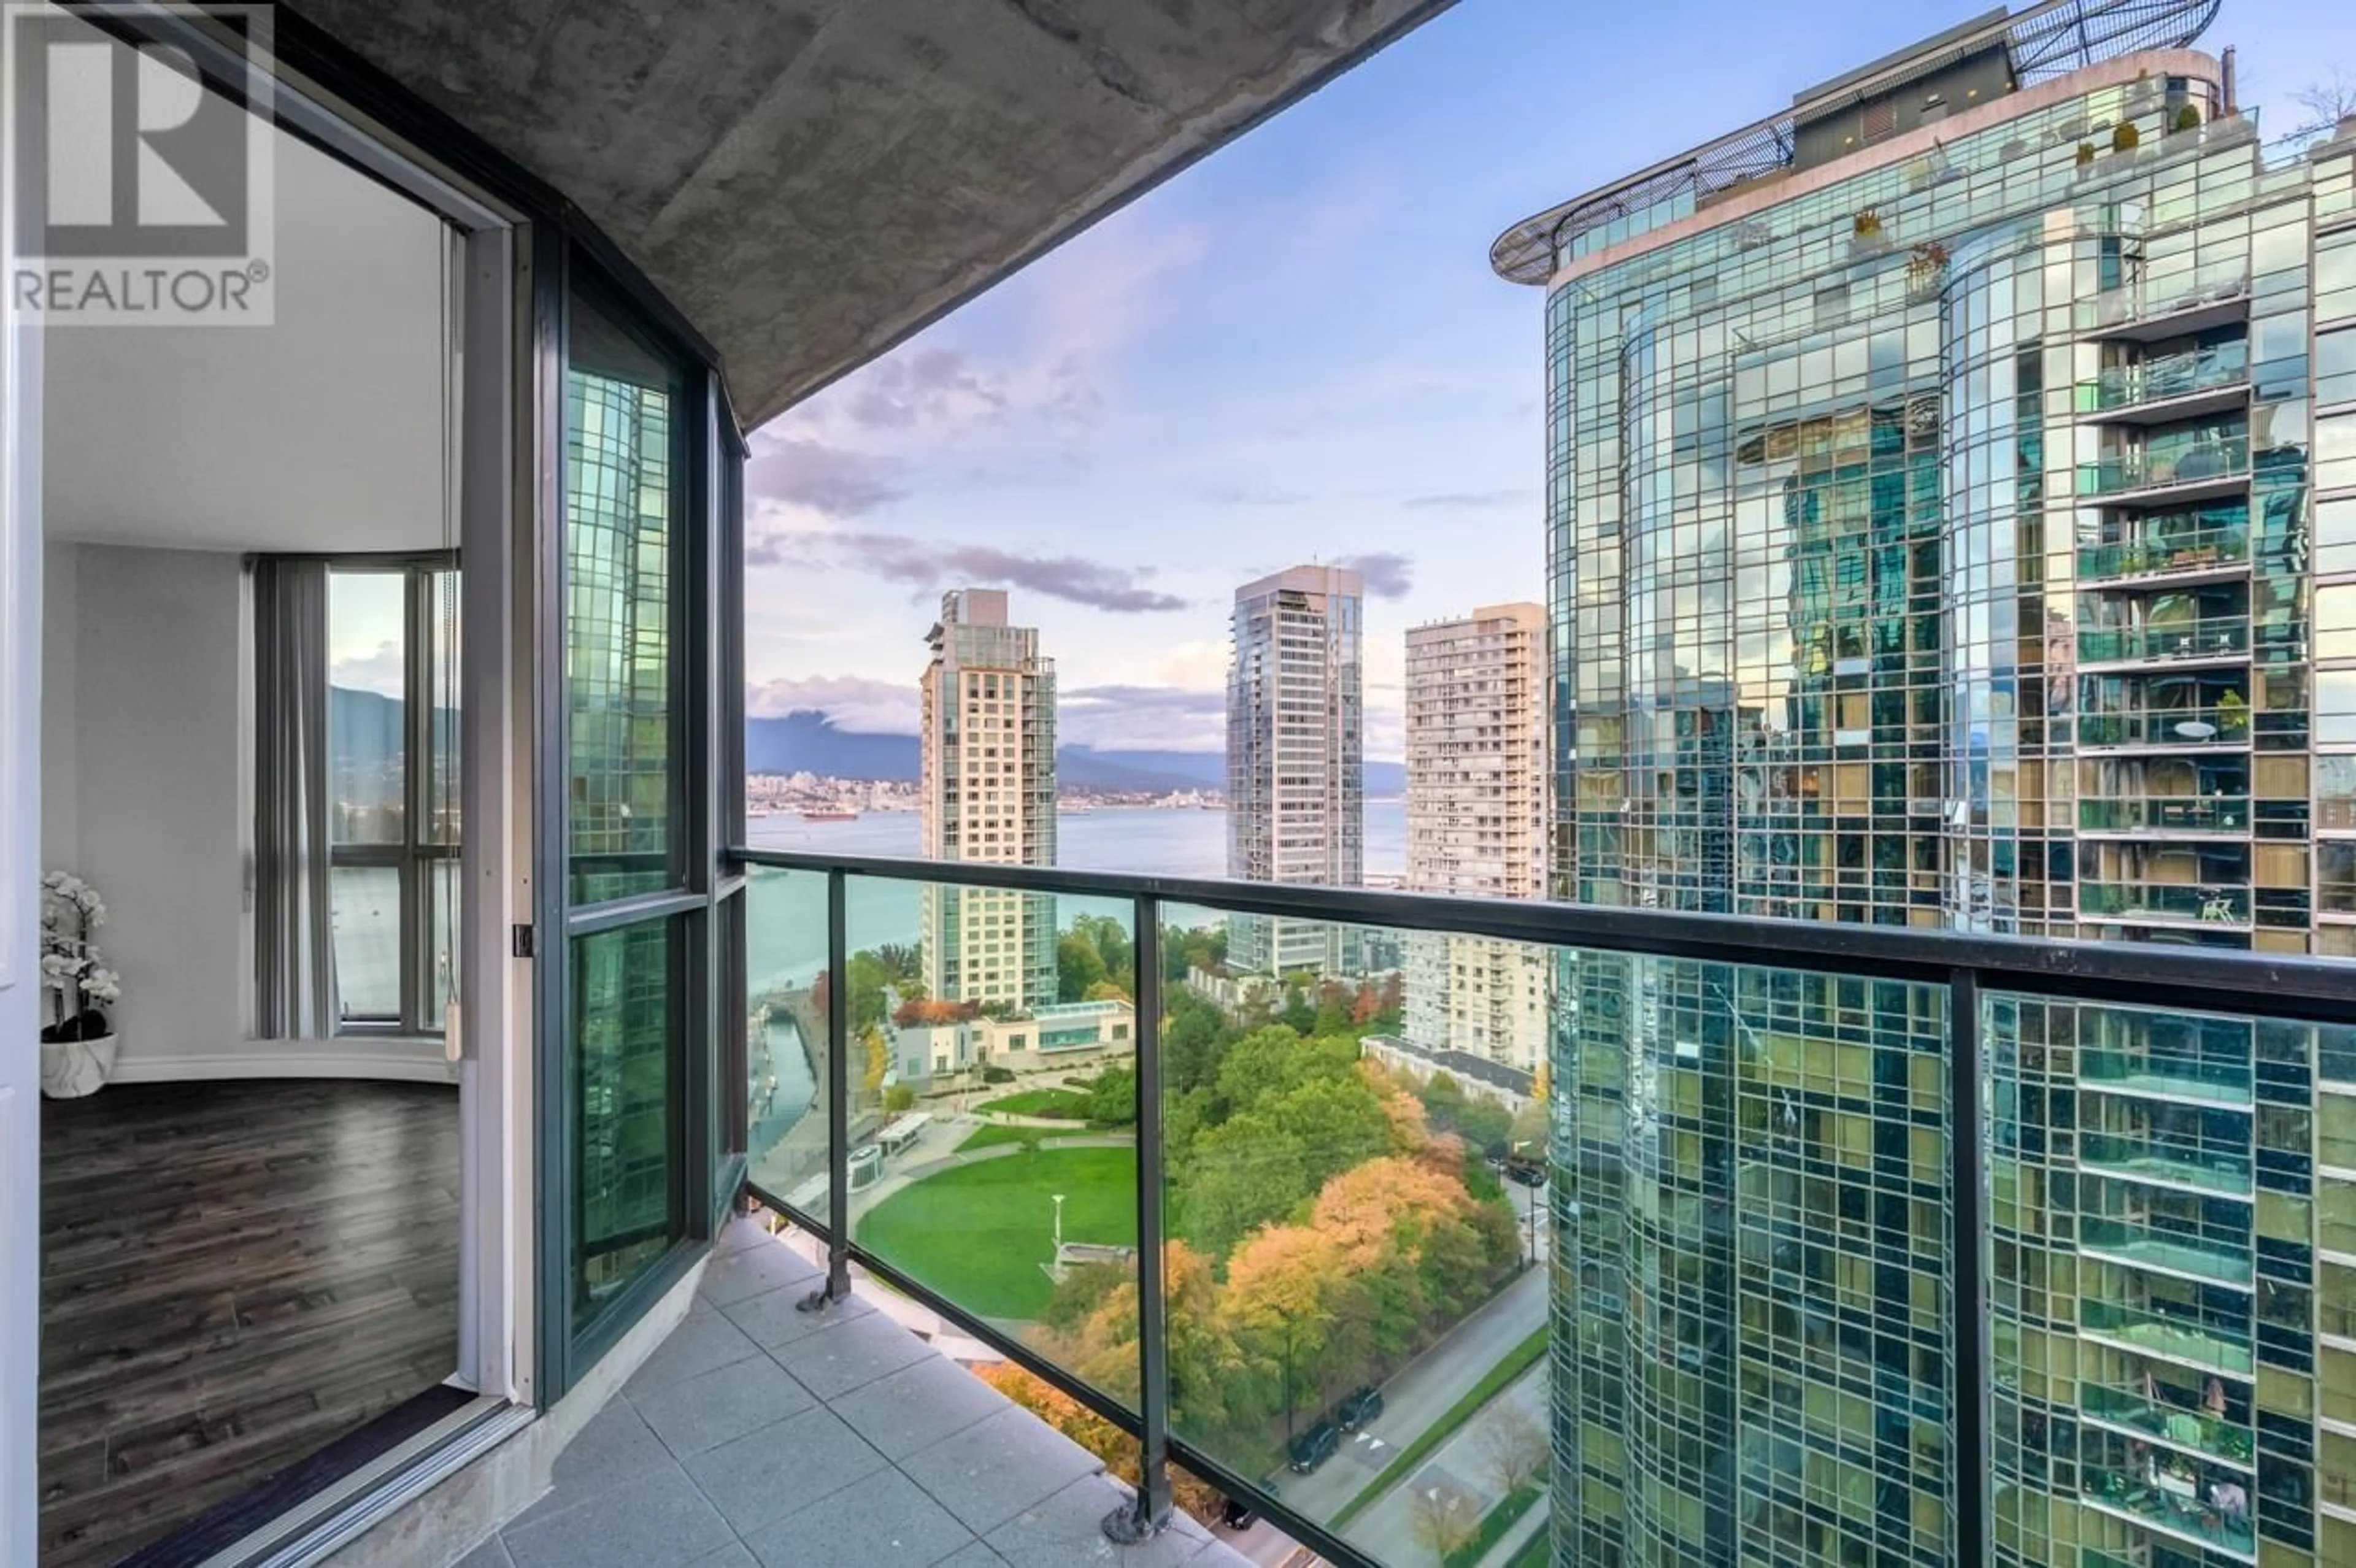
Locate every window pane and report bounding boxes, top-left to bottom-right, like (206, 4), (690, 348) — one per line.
(429, 856), (460, 1021)
(747, 867), (830, 1216)
(332, 864), (402, 1021)
(428, 567), (462, 847)
(329, 570), (407, 846)
(574, 918), (682, 1323)
(566, 291), (683, 905)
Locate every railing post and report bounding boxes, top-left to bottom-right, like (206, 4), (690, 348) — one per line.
(1949, 967), (1989, 1566)
(1105, 895), (1172, 1542)
(801, 867), (853, 1311)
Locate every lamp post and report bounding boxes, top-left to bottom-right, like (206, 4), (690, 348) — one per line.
(1052, 1192), (1066, 1260)
(1280, 1311), (1297, 1450)
(1513, 1140), (1537, 1266)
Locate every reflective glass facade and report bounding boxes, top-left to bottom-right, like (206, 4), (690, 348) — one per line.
(1519, 28), (2356, 1568)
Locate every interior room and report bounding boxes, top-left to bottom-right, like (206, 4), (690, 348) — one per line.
(34, 93), (470, 1566)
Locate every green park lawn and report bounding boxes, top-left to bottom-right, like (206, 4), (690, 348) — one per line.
(955, 1122), (1047, 1153)
(855, 1146), (1136, 1318)
(976, 1087), (1093, 1120)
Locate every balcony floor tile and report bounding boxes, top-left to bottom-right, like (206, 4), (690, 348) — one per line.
(699, 1229), (826, 1305)
(626, 1309), (766, 1398)
(899, 1405), (1107, 1537)
(720, 1278), (877, 1349)
(985, 1474), (1230, 1566)
(502, 1463), (736, 1568)
(631, 1355), (819, 1458)
(682, 1405), (890, 1535)
(509, 1399), (671, 1531)
(739, 1467), (976, 1568)
(482, 1229), (1246, 1568)
(765, 1307), (939, 1401)
(826, 1353), (1015, 1459)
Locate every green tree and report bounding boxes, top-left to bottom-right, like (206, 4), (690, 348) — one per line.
(845, 950), (895, 1032)
(1181, 1072), (1393, 1256)
(1081, 1064), (1137, 1125)
(1162, 990), (1236, 1100)
(1279, 984), (1317, 1037)
(1057, 929), (1109, 1002)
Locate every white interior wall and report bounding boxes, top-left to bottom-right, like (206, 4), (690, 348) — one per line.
(40, 544), (452, 1083)
(34, 99), (453, 1085)
(37, 540), (74, 870)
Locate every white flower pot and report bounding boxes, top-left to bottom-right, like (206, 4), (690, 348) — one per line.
(40, 1032), (118, 1099)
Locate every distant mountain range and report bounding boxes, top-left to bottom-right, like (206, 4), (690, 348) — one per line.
(747, 711), (1406, 794)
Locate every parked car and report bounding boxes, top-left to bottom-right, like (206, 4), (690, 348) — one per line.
(1336, 1385), (1385, 1432)
(1506, 1159), (1547, 1188)
(1287, 1419), (1339, 1474)
(1217, 1497), (1257, 1531)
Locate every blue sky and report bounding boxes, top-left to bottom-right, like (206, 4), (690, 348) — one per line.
(741, 0), (2350, 760)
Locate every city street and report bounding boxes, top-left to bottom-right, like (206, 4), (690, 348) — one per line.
(1272, 1255), (1550, 1526)
(1343, 1362), (1548, 1567)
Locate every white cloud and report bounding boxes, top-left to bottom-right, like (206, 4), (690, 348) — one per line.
(746, 674), (920, 735)
(329, 640), (404, 698)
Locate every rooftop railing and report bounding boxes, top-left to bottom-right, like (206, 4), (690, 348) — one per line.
(726, 847), (2356, 1568)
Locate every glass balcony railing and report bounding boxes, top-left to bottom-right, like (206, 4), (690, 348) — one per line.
(2081, 1382), (2257, 1468)
(2081, 1134), (2252, 1196)
(2076, 511), (2250, 580)
(2082, 1466), (2258, 1558)
(2076, 617), (2250, 664)
(2077, 705), (2249, 748)
(2079, 271), (2250, 334)
(2082, 1048), (2253, 1105)
(2081, 1299), (2255, 1375)
(2082, 882), (2252, 925)
(2078, 437), (2250, 498)
(730, 848), (2351, 1568)
(2078, 341), (2250, 413)
(2081, 1216), (2253, 1286)
(2078, 795), (2251, 833)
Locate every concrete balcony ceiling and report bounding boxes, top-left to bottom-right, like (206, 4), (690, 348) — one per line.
(298, 0), (1453, 423)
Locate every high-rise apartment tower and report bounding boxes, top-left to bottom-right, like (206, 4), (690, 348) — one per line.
(918, 589), (1057, 1009)
(1226, 564), (1365, 975)
(1403, 602), (1551, 1070)
(1492, 2), (2356, 1564)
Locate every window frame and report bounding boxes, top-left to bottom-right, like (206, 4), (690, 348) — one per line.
(318, 552), (461, 1037)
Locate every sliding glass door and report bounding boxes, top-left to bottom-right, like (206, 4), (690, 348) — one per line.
(543, 261), (731, 1384)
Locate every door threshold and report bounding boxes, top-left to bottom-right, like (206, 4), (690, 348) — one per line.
(145, 1387), (532, 1568)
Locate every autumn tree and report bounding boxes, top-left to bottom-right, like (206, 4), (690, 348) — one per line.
(978, 1362), (1225, 1525)
(1480, 1399), (1550, 1495)
(1407, 1485), (1480, 1559)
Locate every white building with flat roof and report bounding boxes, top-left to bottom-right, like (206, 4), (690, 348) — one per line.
(1403, 602), (1549, 1072)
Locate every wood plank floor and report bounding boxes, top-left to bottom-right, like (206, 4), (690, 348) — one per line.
(39, 1080), (460, 1567)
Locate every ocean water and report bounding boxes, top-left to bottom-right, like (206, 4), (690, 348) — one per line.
(744, 799), (1404, 881)
(742, 800), (1405, 996)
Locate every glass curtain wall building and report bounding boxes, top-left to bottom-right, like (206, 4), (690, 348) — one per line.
(1492, 1), (2356, 1563)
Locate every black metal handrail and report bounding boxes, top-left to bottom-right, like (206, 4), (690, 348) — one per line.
(729, 847), (2356, 1023)
(726, 845), (2356, 1568)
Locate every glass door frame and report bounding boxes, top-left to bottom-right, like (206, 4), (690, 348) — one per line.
(533, 238), (744, 1396)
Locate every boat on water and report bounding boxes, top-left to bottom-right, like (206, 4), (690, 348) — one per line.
(802, 809), (859, 822)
